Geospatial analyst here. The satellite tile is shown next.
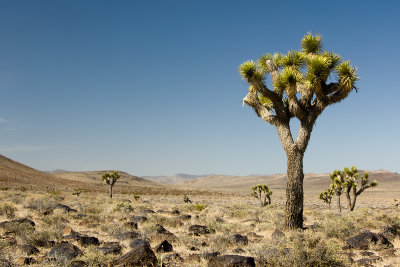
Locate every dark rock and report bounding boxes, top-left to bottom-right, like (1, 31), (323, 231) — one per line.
(0, 218), (35, 229)
(48, 242), (81, 260)
(188, 225), (210, 236)
(171, 209), (180, 215)
(20, 244), (39, 255)
(124, 221), (138, 229)
(16, 257), (35, 265)
(155, 240), (173, 253)
(130, 239), (151, 249)
(78, 236), (99, 246)
(54, 204), (78, 213)
(382, 224), (399, 240)
(201, 242), (208, 247)
(114, 231), (140, 240)
(346, 231), (393, 249)
(143, 209), (155, 214)
(130, 216), (148, 224)
(156, 224), (172, 235)
(360, 251), (374, 256)
(356, 256), (382, 267)
(164, 252), (183, 262)
(202, 252), (220, 260)
(190, 246), (200, 251)
(232, 248), (245, 253)
(75, 214), (87, 218)
(208, 255), (255, 267)
(111, 242), (158, 267)
(232, 234), (248, 245)
(70, 260), (86, 267)
(98, 242), (122, 255)
(271, 229), (285, 240)
(178, 214), (192, 220)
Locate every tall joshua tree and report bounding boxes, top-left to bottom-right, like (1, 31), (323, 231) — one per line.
(239, 33), (358, 229)
(102, 171), (120, 198)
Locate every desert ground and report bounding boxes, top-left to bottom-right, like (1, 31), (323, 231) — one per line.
(0, 154), (399, 266)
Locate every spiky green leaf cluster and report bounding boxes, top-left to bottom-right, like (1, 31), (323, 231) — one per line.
(258, 93), (273, 108)
(335, 61), (359, 91)
(102, 171), (120, 186)
(305, 55), (332, 85)
(281, 50), (306, 69)
(301, 32), (322, 54)
(239, 60), (264, 81)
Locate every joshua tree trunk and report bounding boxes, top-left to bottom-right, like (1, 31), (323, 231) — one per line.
(337, 193), (342, 213)
(109, 185), (113, 198)
(285, 148), (304, 228)
(345, 188), (352, 210)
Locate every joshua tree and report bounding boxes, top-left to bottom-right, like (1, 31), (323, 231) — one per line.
(330, 166), (378, 211)
(239, 33), (358, 228)
(319, 187), (334, 209)
(252, 184), (273, 206)
(72, 188), (82, 197)
(102, 171), (120, 198)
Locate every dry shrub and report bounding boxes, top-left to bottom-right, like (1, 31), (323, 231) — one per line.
(320, 213), (360, 240)
(0, 202), (16, 218)
(255, 231), (349, 267)
(25, 195), (58, 212)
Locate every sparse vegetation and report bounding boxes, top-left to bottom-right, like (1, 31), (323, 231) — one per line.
(252, 184), (273, 206)
(0, 203), (16, 218)
(132, 193), (140, 201)
(101, 171), (120, 198)
(239, 33), (359, 228)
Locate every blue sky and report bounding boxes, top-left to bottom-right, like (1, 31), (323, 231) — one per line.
(1, 0), (399, 176)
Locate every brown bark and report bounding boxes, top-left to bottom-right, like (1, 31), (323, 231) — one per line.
(284, 147), (304, 229)
(337, 193), (342, 213)
(109, 185), (113, 198)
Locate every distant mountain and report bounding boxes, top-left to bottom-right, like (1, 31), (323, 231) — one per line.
(143, 173), (210, 184)
(177, 171), (400, 196)
(0, 154), (162, 193)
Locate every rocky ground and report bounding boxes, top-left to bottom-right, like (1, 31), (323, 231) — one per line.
(0, 189), (399, 266)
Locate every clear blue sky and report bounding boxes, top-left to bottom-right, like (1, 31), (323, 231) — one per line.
(1, 0), (399, 176)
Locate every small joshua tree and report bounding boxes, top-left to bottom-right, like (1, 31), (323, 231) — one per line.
(330, 170), (345, 212)
(252, 184), (273, 206)
(319, 186), (334, 209)
(330, 166), (378, 211)
(184, 195), (192, 203)
(102, 171), (120, 199)
(72, 188), (82, 197)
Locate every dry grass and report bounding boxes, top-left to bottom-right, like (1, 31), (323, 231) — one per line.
(0, 188), (398, 267)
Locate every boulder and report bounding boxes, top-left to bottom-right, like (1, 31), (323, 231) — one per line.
(232, 234), (248, 245)
(54, 204), (78, 213)
(271, 229), (285, 240)
(188, 225), (210, 236)
(155, 240), (173, 253)
(111, 242), (158, 266)
(178, 214), (192, 220)
(0, 218), (35, 229)
(130, 216), (148, 224)
(19, 244), (39, 255)
(130, 239), (151, 249)
(78, 235), (99, 246)
(98, 242), (122, 255)
(346, 231), (393, 250)
(16, 257), (35, 265)
(114, 231), (140, 240)
(48, 242), (81, 260)
(208, 255), (255, 267)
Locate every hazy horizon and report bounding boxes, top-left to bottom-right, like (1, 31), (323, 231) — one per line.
(1, 1), (399, 176)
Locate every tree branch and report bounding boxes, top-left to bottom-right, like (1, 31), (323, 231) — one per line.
(243, 91), (277, 125)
